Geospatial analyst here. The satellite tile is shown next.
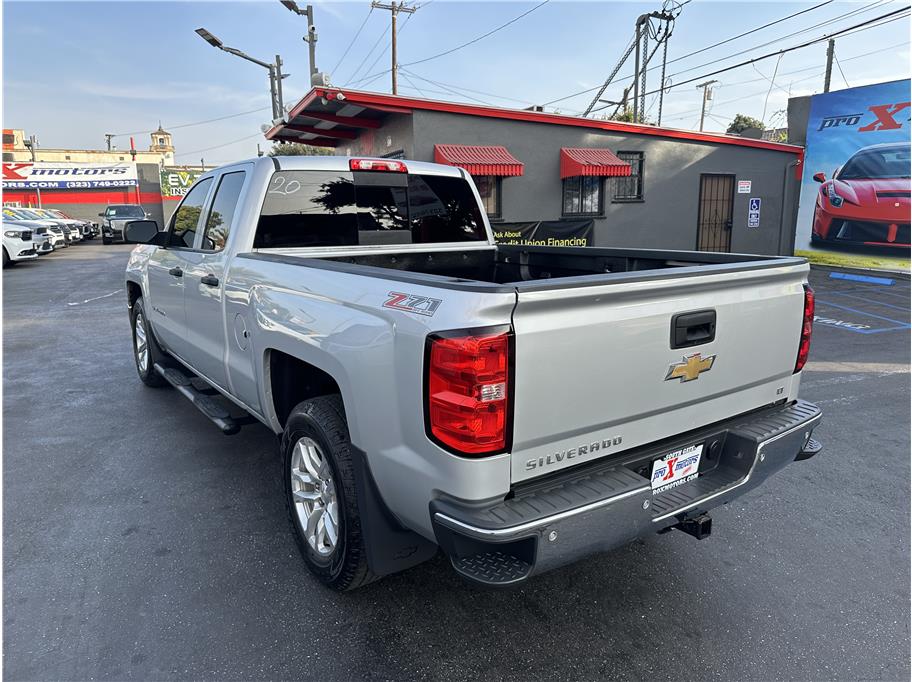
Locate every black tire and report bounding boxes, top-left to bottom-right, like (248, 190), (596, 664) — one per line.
(102, 237), (112, 245)
(2, 247), (10, 268)
(130, 297), (168, 387)
(282, 395), (377, 591)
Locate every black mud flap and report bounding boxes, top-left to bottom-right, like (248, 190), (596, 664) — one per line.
(350, 446), (438, 577)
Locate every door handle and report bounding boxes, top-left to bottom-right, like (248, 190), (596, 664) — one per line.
(168, 267), (183, 278)
(200, 274), (220, 287)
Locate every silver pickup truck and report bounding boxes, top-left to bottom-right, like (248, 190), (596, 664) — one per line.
(124, 155), (822, 590)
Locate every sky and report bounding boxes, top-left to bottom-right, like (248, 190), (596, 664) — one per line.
(3, 0), (910, 164)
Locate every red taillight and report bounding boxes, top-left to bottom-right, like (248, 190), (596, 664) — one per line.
(349, 158), (408, 173)
(426, 328), (512, 455)
(794, 284), (814, 373)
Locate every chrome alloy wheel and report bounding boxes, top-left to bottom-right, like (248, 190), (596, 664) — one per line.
(290, 437), (339, 556)
(134, 312), (149, 373)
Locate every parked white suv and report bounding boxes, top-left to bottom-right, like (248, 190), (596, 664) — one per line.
(3, 225), (39, 266)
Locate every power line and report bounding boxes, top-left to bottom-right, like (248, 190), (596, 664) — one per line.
(543, 0), (894, 107)
(545, 5), (908, 108)
(634, 7), (910, 102)
(344, 21), (389, 85)
(175, 132), (263, 158)
(330, 7), (373, 78)
(659, 0), (836, 68)
(345, 6), (420, 88)
(401, 0), (550, 67)
(650, 0), (895, 83)
(398, 70), (428, 98)
(111, 106), (272, 137)
(834, 54), (852, 88)
(399, 68), (494, 105)
(399, 68), (535, 106)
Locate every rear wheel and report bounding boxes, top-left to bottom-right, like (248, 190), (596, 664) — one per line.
(130, 297), (168, 387)
(102, 236), (111, 245)
(282, 395), (377, 591)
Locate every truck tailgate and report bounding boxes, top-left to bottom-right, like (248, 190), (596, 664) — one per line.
(510, 261), (808, 483)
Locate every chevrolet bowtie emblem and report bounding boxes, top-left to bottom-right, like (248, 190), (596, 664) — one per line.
(665, 353), (716, 382)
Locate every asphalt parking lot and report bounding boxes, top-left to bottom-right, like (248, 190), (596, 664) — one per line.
(4, 244), (910, 681)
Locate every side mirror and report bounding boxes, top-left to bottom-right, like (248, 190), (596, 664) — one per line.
(123, 219), (160, 244)
(98, 212), (105, 217)
(812, 172), (826, 183)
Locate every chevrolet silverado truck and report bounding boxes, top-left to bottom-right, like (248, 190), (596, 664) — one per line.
(123, 155), (822, 591)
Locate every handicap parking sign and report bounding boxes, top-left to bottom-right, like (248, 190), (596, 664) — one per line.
(748, 197), (761, 228)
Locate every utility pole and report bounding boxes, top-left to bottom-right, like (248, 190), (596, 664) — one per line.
(695, 80), (718, 132)
(104, 134), (115, 151)
(823, 39), (835, 93)
(371, 1), (417, 95)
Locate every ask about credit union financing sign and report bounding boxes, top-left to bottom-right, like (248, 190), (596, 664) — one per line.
(1, 162), (138, 189)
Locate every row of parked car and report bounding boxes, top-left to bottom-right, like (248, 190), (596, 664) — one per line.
(2, 206), (101, 267)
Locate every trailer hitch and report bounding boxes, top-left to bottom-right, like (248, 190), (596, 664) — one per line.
(674, 513), (712, 540)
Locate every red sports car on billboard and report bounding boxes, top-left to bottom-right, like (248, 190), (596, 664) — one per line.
(812, 142), (910, 250)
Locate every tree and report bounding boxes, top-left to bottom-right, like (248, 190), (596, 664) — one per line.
(726, 114), (765, 135)
(268, 142), (333, 157)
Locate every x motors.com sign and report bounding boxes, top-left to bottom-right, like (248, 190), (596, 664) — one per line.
(2, 162), (138, 189)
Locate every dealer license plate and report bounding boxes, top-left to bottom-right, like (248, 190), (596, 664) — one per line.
(650, 443), (703, 495)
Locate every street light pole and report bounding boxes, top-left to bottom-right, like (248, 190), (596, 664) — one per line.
(195, 28), (284, 119)
(280, 1), (320, 85)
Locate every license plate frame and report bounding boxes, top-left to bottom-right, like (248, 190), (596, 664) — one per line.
(650, 443), (703, 495)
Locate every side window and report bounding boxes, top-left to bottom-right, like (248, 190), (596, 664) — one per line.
(168, 178), (212, 248)
(614, 152), (644, 201)
(201, 172), (246, 252)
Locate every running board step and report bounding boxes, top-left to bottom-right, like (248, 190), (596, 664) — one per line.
(153, 363), (240, 435)
(451, 551), (532, 587)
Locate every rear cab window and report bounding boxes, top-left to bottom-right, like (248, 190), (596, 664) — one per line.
(255, 170), (486, 248)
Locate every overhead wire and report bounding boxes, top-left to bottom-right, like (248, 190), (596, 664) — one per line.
(834, 54), (852, 88)
(580, 7), (911, 108)
(111, 106), (272, 137)
(543, 0), (897, 107)
(344, 20), (390, 85)
(400, 0), (550, 67)
(658, 38), (909, 123)
(175, 132), (263, 159)
(330, 7), (374, 78)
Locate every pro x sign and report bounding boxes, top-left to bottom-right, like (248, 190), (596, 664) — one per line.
(2, 162), (138, 189)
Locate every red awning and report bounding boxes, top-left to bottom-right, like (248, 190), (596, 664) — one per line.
(433, 144), (524, 176)
(560, 147), (631, 179)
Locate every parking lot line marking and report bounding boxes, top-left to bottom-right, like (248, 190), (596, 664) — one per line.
(816, 299), (912, 327)
(824, 291), (911, 313)
(828, 272), (895, 286)
(826, 287), (911, 301)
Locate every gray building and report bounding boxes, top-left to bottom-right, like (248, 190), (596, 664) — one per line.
(267, 88), (805, 255)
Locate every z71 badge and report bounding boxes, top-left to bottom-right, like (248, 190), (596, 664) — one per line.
(383, 292), (442, 317)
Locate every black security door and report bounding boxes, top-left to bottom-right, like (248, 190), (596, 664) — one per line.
(697, 174), (735, 252)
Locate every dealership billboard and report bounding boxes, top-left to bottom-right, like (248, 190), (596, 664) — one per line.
(1, 161), (138, 189)
(795, 79), (910, 267)
(160, 166), (205, 198)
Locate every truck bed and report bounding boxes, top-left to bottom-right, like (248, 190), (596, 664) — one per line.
(245, 245), (803, 292)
